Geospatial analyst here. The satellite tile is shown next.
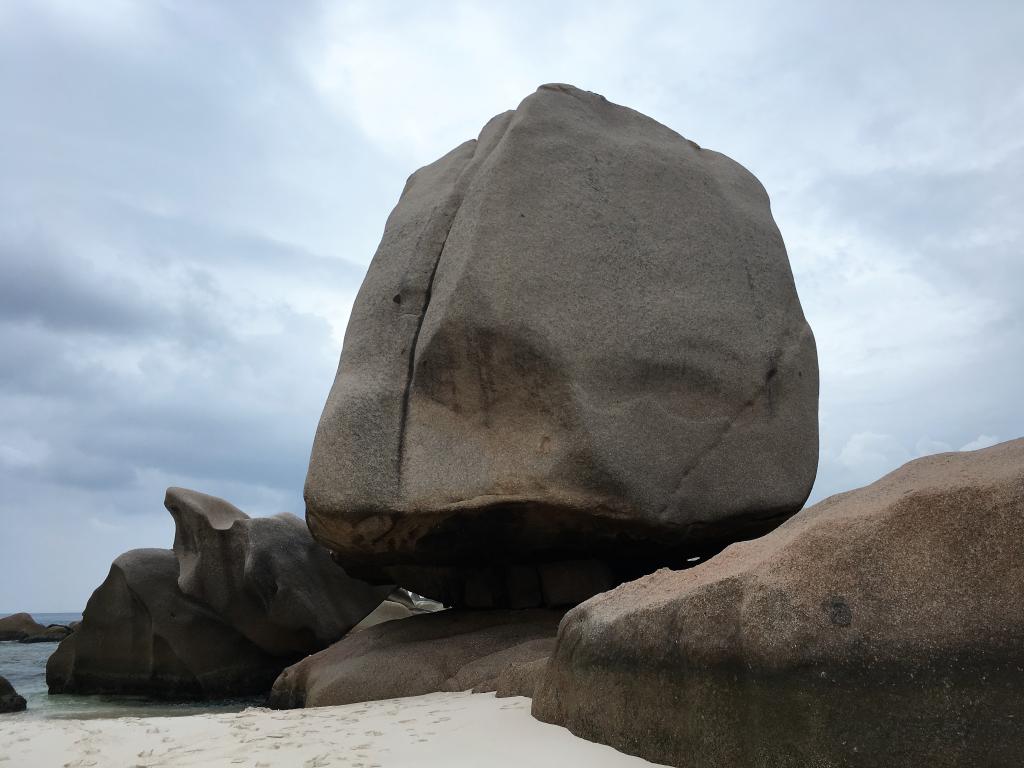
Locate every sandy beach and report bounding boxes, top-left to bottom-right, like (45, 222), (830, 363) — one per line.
(0, 691), (663, 768)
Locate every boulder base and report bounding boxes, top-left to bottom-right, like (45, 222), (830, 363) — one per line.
(532, 438), (1024, 767)
(268, 609), (561, 709)
(305, 83), (819, 607)
(0, 675), (26, 714)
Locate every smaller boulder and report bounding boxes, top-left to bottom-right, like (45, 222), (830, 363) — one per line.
(0, 612), (46, 641)
(268, 609), (561, 709)
(47, 549), (282, 698)
(0, 675), (26, 714)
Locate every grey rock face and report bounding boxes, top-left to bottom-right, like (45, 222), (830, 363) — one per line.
(166, 487), (391, 656)
(532, 438), (1024, 767)
(0, 675), (26, 714)
(267, 609), (561, 709)
(47, 549), (281, 698)
(306, 83), (818, 606)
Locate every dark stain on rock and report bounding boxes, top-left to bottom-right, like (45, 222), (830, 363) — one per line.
(823, 596), (852, 627)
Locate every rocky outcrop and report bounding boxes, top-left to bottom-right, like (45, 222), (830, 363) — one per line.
(306, 83), (819, 607)
(19, 624), (71, 643)
(268, 609), (561, 709)
(166, 487), (392, 656)
(0, 612), (46, 641)
(48, 487), (391, 699)
(532, 438), (1024, 767)
(47, 549), (282, 698)
(0, 675), (26, 714)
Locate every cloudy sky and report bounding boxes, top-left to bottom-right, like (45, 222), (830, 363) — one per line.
(2, 1), (1022, 610)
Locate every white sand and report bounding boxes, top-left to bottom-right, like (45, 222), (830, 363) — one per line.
(0, 691), (664, 767)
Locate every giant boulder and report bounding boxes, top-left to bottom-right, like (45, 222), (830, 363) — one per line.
(305, 83), (818, 606)
(532, 438), (1024, 767)
(47, 549), (281, 698)
(166, 487), (391, 656)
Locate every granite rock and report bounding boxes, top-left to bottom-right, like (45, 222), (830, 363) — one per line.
(306, 83), (818, 606)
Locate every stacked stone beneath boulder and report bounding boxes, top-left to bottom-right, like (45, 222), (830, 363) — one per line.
(305, 83), (819, 608)
(268, 609), (561, 709)
(532, 438), (1024, 767)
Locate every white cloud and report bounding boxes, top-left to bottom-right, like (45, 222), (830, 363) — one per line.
(837, 432), (906, 472)
(297, 3), (538, 163)
(914, 438), (952, 458)
(960, 434), (1001, 452)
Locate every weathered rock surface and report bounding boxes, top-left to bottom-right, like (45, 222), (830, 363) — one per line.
(0, 675), (26, 714)
(306, 83), (818, 606)
(532, 438), (1024, 767)
(47, 549), (282, 698)
(493, 656), (550, 699)
(0, 612), (46, 641)
(166, 487), (391, 656)
(268, 609), (561, 708)
(19, 624), (71, 643)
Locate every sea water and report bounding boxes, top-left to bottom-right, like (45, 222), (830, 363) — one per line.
(0, 613), (257, 720)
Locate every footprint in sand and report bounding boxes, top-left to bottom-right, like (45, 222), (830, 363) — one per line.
(303, 756), (331, 768)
